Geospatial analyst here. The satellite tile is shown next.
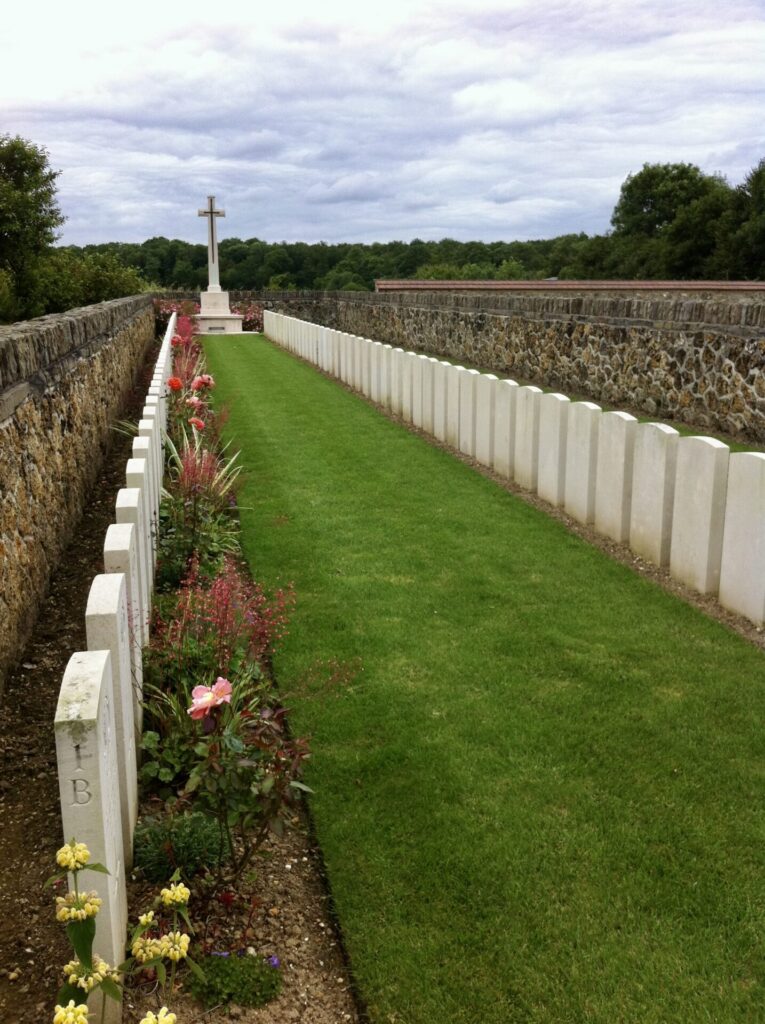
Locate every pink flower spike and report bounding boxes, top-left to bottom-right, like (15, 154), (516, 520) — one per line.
(211, 677), (233, 704)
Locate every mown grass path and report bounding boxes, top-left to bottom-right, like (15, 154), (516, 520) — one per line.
(205, 335), (765, 1024)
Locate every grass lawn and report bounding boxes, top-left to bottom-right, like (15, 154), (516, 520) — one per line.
(205, 334), (765, 1024)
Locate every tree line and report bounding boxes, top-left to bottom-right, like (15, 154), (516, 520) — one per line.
(1, 134), (763, 323)
(74, 159), (765, 292)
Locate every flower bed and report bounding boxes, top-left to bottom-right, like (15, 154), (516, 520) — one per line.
(50, 314), (310, 1023)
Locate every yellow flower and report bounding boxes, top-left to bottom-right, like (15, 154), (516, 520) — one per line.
(55, 891), (102, 922)
(53, 1000), (90, 1024)
(159, 882), (190, 907)
(131, 936), (163, 964)
(138, 910), (155, 926)
(62, 955), (119, 992)
(56, 841), (91, 873)
(159, 930), (190, 962)
(139, 1009), (177, 1024)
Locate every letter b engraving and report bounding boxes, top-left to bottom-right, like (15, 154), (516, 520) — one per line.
(71, 778), (92, 805)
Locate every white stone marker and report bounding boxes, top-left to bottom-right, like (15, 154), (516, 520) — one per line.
(360, 339), (371, 395)
(55, 650), (128, 994)
(474, 374), (498, 468)
(629, 423), (679, 567)
(594, 411), (637, 543)
(126, 456), (154, 567)
(402, 352), (417, 422)
(132, 436), (157, 543)
(432, 361), (450, 442)
(380, 345), (393, 407)
(493, 379), (519, 479)
(445, 365), (464, 448)
(458, 368), (480, 456)
(564, 401), (602, 524)
(85, 574), (137, 865)
(513, 385), (542, 491)
(390, 349), (405, 415)
(141, 406), (163, 493)
(537, 392), (569, 506)
(423, 358), (439, 435)
(115, 487), (150, 645)
(719, 452), (765, 624)
(138, 418), (161, 516)
(371, 343), (383, 402)
(103, 522), (143, 687)
(412, 355), (426, 428)
(669, 436), (730, 594)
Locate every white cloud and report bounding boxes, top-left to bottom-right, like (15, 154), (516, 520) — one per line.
(2, 0), (763, 245)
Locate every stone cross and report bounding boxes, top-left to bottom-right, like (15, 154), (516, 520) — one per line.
(198, 195), (225, 292)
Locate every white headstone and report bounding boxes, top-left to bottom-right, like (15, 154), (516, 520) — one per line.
(402, 352), (417, 422)
(474, 374), (498, 467)
(85, 574), (137, 865)
(55, 650), (128, 977)
(115, 487), (151, 644)
(719, 452), (765, 624)
(103, 522), (143, 689)
(412, 355), (427, 428)
(629, 422), (679, 567)
(380, 345), (393, 408)
(669, 436), (730, 594)
(458, 368), (480, 456)
(537, 392), (569, 506)
(493, 379), (519, 478)
(390, 349), (405, 415)
(126, 457), (154, 567)
(594, 411), (637, 543)
(564, 401), (602, 524)
(423, 358), (439, 435)
(445, 365), (464, 447)
(432, 361), (451, 442)
(513, 385), (542, 491)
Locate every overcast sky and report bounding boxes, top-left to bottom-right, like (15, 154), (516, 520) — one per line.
(3, 0), (764, 247)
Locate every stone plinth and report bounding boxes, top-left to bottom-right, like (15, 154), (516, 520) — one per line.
(197, 290), (243, 334)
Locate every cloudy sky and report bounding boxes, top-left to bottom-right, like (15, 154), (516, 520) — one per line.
(3, 0), (764, 247)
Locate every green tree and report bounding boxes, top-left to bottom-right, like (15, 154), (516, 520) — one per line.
(0, 134), (65, 317)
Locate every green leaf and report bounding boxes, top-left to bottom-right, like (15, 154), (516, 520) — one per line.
(185, 954), (206, 981)
(289, 781), (314, 793)
(99, 976), (122, 1002)
(44, 870), (67, 888)
(177, 905), (193, 931)
(57, 982), (83, 1005)
(86, 862), (110, 875)
(66, 917), (96, 972)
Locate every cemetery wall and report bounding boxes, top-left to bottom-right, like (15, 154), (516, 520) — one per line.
(0, 296), (154, 689)
(258, 291), (765, 443)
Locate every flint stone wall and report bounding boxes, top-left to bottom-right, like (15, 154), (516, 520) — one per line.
(0, 296), (154, 687)
(247, 290), (765, 443)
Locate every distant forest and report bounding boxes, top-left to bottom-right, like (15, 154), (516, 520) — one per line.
(66, 160), (764, 292)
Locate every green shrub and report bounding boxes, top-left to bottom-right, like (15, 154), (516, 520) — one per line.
(187, 953), (281, 1008)
(133, 811), (227, 882)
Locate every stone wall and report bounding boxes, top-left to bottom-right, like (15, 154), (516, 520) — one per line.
(0, 296), (155, 688)
(252, 290), (765, 443)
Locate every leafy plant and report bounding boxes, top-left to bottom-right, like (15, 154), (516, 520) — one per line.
(134, 812), (229, 882)
(186, 952), (281, 1009)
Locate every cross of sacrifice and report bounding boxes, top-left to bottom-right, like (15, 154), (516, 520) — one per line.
(198, 195), (225, 292)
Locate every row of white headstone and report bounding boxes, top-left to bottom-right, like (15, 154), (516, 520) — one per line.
(264, 311), (765, 628)
(53, 313), (176, 1018)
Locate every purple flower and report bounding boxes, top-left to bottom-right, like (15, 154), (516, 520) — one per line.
(268, 955), (281, 968)
(211, 951), (230, 957)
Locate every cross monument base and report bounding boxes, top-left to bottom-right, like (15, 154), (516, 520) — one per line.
(197, 289), (243, 333)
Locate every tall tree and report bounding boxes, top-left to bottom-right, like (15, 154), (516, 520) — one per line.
(0, 135), (64, 316)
